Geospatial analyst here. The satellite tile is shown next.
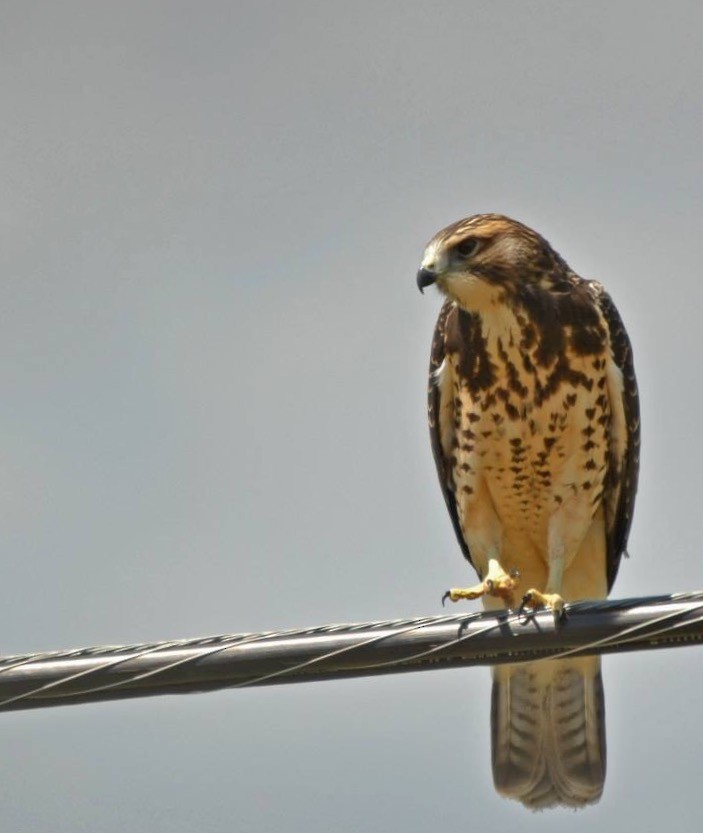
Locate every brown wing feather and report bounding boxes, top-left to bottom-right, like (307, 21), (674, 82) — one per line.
(427, 300), (476, 571)
(593, 284), (640, 590)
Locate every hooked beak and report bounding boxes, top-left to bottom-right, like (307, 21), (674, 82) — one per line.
(416, 267), (437, 294)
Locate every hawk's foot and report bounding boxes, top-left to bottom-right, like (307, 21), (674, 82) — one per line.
(442, 568), (519, 608)
(519, 589), (566, 625)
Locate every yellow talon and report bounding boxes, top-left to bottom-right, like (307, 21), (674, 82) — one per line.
(442, 570), (518, 608)
(519, 589), (566, 623)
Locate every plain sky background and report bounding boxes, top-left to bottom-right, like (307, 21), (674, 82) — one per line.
(2, 2), (703, 830)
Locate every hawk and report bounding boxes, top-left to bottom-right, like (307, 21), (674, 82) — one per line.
(417, 214), (639, 809)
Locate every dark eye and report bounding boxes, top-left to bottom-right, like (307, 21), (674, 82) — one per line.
(454, 238), (480, 258)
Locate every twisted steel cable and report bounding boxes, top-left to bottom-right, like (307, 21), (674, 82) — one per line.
(1, 592), (702, 712)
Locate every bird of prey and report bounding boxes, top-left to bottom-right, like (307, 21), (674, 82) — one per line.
(417, 214), (639, 809)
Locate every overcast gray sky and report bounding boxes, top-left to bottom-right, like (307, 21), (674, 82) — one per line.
(2, 2), (703, 830)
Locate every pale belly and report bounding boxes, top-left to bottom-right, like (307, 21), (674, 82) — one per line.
(452, 363), (610, 555)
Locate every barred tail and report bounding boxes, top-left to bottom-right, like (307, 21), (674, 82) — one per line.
(491, 656), (606, 810)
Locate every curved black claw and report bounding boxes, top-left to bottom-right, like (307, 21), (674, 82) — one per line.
(518, 591), (535, 623)
(441, 590), (451, 607)
(519, 591), (534, 613)
(553, 604), (568, 629)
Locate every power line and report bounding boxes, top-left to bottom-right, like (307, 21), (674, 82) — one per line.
(1, 592), (702, 713)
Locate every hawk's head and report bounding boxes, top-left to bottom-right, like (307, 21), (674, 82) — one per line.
(417, 214), (571, 312)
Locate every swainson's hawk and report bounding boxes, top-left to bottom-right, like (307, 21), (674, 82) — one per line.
(418, 214), (639, 809)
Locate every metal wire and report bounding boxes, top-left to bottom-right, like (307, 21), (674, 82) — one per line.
(2, 591), (703, 712)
